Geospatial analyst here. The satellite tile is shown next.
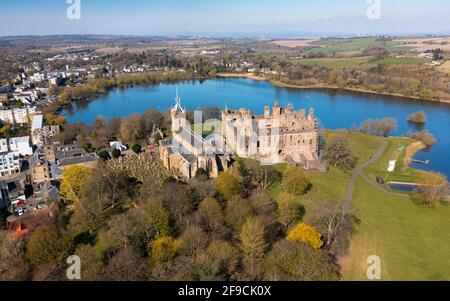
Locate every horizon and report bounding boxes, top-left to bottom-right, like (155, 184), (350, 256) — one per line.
(1, 0), (449, 37)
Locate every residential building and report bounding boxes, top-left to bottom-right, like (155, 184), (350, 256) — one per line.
(9, 136), (33, 156)
(0, 139), (8, 153)
(0, 152), (20, 177)
(30, 148), (51, 184)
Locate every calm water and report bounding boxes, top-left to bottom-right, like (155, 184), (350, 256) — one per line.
(64, 78), (450, 177)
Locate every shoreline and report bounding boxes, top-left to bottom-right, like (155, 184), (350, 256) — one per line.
(214, 73), (450, 104)
(404, 141), (427, 167)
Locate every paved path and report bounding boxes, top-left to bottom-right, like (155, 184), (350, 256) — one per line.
(342, 140), (388, 214)
(343, 139), (408, 214)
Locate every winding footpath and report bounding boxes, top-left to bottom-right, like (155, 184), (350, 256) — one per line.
(342, 139), (408, 216)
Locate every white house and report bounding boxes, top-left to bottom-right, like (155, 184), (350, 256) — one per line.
(9, 137), (33, 156)
(109, 140), (128, 152)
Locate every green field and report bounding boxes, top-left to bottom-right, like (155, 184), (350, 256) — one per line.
(373, 57), (427, 65)
(340, 134), (450, 280)
(298, 57), (372, 70)
(342, 177), (450, 280)
(307, 37), (410, 55)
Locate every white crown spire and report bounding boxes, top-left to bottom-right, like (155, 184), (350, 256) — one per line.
(172, 87), (185, 114)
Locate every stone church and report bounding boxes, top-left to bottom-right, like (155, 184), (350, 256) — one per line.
(159, 93), (233, 179)
(159, 94), (321, 179)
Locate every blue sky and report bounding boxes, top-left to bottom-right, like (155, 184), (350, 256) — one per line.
(1, 0), (449, 36)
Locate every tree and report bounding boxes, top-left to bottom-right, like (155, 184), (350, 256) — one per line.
(45, 113), (66, 126)
(119, 114), (145, 143)
(101, 213), (138, 250)
(407, 111), (427, 123)
(111, 148), (121, 158)
(197, 197), (226, 237)
(195, 240), (240, 281)
(323, 135), (357, 171)
(249, 189), (277, 217)
(313, 200), (344, 249)
(262, 240), (340, 281)
(149, 236), (178, 266)
(245, 160), (281, 190)
(216, 169), (243, 200)
(97, 150), (111, 161)
(195, 168), (209, 180)
(408, 130), (437, 146)
(177, 225), (208, 257)
(287, 223), (324, 249)
(144, 198), (171, 239)
(359, 118), (397, 136)
(276, 192), (304, 228)
(239, 217), (266, 279)
(282, 166), (311, 195)
(160, 182), (195, 230)
(224, 196), (254, 231)
(143, 108), (164, 132)
(60, 165), (93, 203)
(26, 225), (71, 266)
(132, 143), (142, 154)
(412, 173), (448, 207)
(104, 247), (146, 281)
(74, 244), (104, 280)
(0, 232), (29, 280)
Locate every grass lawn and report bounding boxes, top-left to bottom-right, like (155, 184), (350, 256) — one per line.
(363, 136), (429, 185)
(438, 60), (450, 75)
(341, 177), (450, 280)
(373, 57), (427, 65)
(340, 133), (450, 280)
(307, 37), (410, 55)
(298, 57), (372, 70)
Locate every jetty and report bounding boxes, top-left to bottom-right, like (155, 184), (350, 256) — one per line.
(411, 159), (430, 165)
(387, 181), (421, 187)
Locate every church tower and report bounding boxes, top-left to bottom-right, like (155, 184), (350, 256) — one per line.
(171, 88), (187, 133)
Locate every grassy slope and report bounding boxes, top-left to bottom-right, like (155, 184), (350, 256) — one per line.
(342, 177), (450, 280)
(268, 130), (449, 280)
(341, 134), (450, 280)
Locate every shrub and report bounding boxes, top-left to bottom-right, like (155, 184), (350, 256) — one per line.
(195, 168), (209, 180)
(282, 166), (311, 196)
(131, 143), (142, 154)
(97, 150), (111, 161)
(407, 111), (427, 123)
(359, 118), (397, 136)
(287, 223), (324, 249)
(408, 130), (436, 146)
(111, 148), (121, 158)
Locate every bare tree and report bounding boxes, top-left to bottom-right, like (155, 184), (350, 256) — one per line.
(313, 200), (345, 250)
